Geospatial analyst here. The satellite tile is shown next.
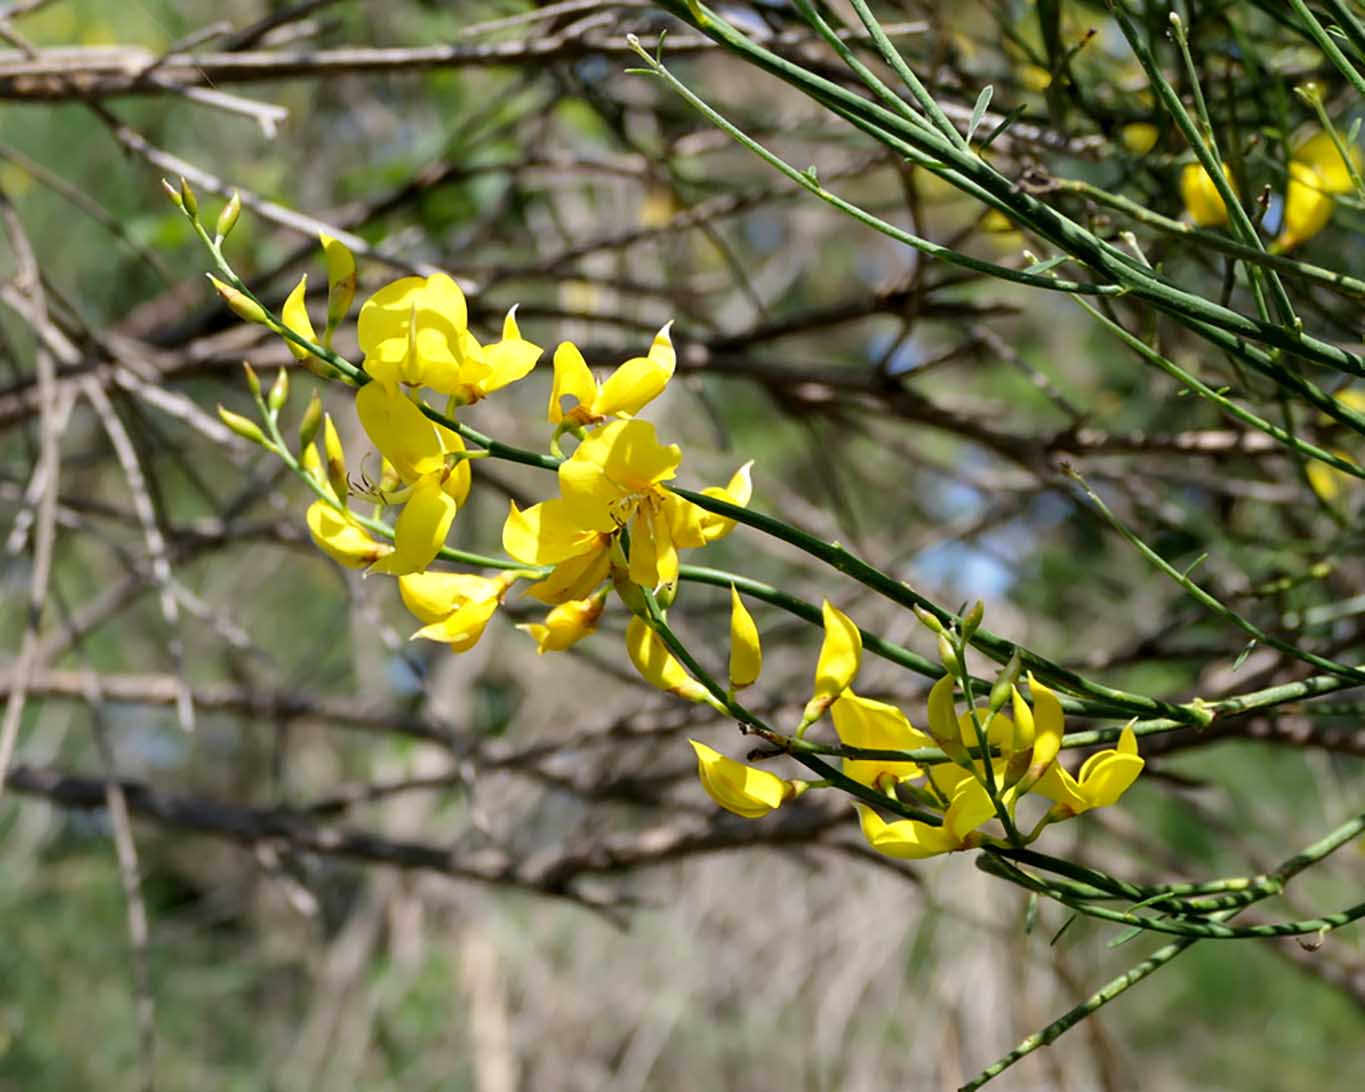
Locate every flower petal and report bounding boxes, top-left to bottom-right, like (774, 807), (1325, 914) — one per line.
(548, 340), (598, 424)
(689, 739), (787, 818)
(398, 571), (504, 625)
(305, 502), (391, 569)
(626, 616), (708, 702)
(412, 595), (500, 652)
(369, 474), (458, 575)
(281, 275), (317, 360)
(831, 690), (927, 788)
(355, 382), (446, 481)
(801, 600), (862, 722)
(728, 586), (762, 690)
(591, 322), (675, 418)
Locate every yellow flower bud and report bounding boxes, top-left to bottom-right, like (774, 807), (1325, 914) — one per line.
(322, 413), (348, 503)
(215, 191), (242, 240)
(217, 405), (267, 447)
(728, 585), (762, 690)
(207, 274), (269, 326)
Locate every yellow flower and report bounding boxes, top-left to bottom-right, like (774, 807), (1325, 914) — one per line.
(305, 501), (392, 569)
(1180, 162), (1235, 228)
(358, 274), (540, 402)
(1275, 161), (1335, 252)
(689, 739), (805, 819)
(1033, 723), (1144, 818)
(625, 616), (711, 702)
(354, 381), (471, 575)
(503, 419), (748, 601)
(728, 586), (762, 690)
(830, 690), (931, 792)
(800, 600), (862, 726)
(1120, 122), (1159, 157)
(855, 775), (995, 859)
(1294, 130), (1362, 195)
(547, 324), (675, 427)
(399, 570), (514, 652)
(517, 591), (607, 653)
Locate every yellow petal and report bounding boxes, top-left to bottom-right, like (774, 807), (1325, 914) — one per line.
(688, 460), (754, 546)
(925, 673), (959, 745)
(1295, 130), (1363, 194)
(525, 545), (612, 605)
(856, 805), (956, 859)
(502, 499), (605, 565)
(412, 595), (501, 652)
(1277, 161), (1334, 251)
(548, 340), (598, 424)
(305, 501), (391, 569)
(518, 594), (606, 653)
(472, 308), (541, 396)
(801, 600), (863, 723)
(354, 382), (447, 481)
(281, 275), (318, 360)
(689, 739), (787, 818)
(398, 571), (505, 625)
(565, 418), (681, 498)
(591, 322), (675, 418)
(831, 690), (927, 789)
(626, 616), (708, 702)
(1180, 162), (1234, 228)
(369, 474), (458, 575)
(319, 232), (357, 328)
(357, 273), (468, 388)
(728, 586), (762, 689)
(1024, 673), (1064, 774)
(1078, 751), (1144, 809)
(943, 777), (995, 843)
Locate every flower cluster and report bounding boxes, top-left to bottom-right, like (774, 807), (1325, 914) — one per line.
(206, 222), (1143, 871)
(264, 239), (754, 660)
(681, 600), (1144, 861)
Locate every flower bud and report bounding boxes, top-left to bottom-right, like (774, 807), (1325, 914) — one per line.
(937, 633), (959, 674)
(178, 176), (198, 218)
(207, 275), (269, 326)
(988, 649), (1023, 712)
(268, 368), (289, 412)
(322, 413), (348, 503)
(912, 604), (946, 635)
(298, 391), (323, 450)
(961, 599), (985, 641)
(215, 192), (242, 240)
(242, 361), (262, 398)
(217, 405), (267, 447)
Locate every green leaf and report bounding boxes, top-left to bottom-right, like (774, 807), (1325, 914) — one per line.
(967, 84), (994, 145)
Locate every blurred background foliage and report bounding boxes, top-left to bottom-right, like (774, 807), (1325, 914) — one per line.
(1, 1), (1363, 1089)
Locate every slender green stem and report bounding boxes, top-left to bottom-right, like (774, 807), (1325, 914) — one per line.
(1065, 468), (1365, 684)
